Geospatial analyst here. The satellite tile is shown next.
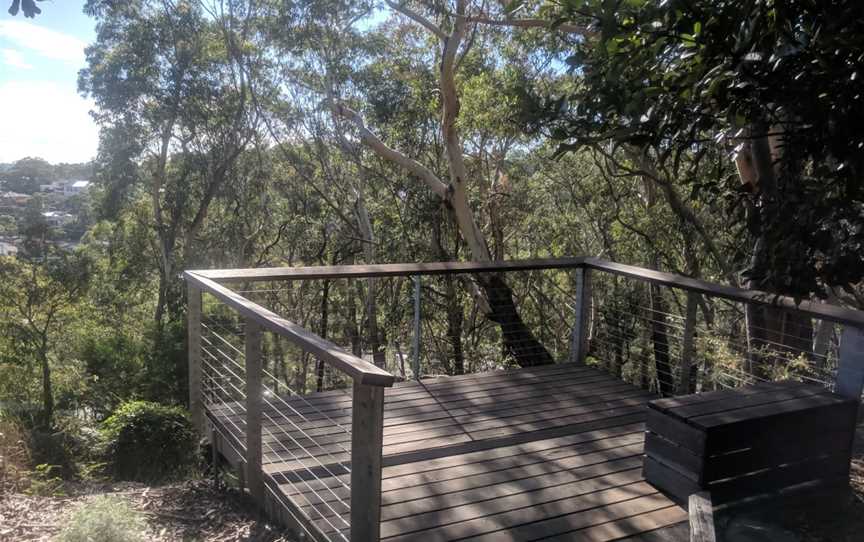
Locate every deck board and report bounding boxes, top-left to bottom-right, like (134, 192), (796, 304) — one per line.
(209, 363), (686, 541)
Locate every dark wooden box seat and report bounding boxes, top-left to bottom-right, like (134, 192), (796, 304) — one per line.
(643, 380), (858, 505)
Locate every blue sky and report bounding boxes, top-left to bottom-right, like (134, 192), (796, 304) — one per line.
(0, 1), (98, 164)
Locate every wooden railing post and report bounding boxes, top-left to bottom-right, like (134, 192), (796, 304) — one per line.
(412, 276), (421, 380)
(836, 325), (864, 400)
(569, 267), (592, 363)
(187, 284), (204, 434)
(678, 291), (700, 395)
(351, 380), (385, 542)
(244, 319), (264, 503)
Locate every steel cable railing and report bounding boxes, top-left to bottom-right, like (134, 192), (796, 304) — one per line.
(234, 266), (853, 400)
(194, 291), (390, 542)
(206, 368), (352, 537)
(186, 258), (864, 542)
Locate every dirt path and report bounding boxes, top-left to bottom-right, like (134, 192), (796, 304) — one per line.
(0, 480), (295, 542)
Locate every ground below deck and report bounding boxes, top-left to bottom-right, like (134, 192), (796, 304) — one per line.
(209, 363), (688, 541)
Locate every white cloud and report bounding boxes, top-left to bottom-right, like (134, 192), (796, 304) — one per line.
(0, 80), (98, 163)
(0, 20), (86, 65)
(2, 48), (33, 70)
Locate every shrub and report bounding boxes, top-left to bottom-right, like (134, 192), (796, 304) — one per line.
(100, 401), (196, 482)
(55, 495), (146, 542)
(27, 428), (78, 479)
(0, 415), (30, 492)
(27, 463), (65, 496)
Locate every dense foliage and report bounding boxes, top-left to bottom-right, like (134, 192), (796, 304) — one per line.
(540, 0), (864, 296)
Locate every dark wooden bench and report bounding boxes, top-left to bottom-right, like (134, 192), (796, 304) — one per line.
(644, 380), (858, 506)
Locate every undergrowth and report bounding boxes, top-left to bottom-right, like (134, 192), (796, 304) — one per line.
(54, 495), (147, 542)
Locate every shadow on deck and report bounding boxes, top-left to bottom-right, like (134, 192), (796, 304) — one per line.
(209, 363), (687, 541)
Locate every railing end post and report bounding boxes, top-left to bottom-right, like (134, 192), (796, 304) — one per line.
(244, 318), (265, 504)
(187, 284), (204, 435)
(836, 325), (864, 401)
(350, 379), (385, 542)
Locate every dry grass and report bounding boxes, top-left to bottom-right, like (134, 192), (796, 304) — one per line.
(0, 480), (296, 542)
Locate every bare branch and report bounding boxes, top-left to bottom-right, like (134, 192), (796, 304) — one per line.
(465, 15), (597, 38)
(621, 145), (735, 281)
(385, 0), (447, 40)
(331, 101), (450, 199)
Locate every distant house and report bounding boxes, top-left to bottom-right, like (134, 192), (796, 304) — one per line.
(37, 180), (92, 197)
(0, 191), (31, 205)
(63, 180), (91, 196)
(0, 241), (18, 257)
(39, 182), (63, 193)
(42, 211), (75, 228)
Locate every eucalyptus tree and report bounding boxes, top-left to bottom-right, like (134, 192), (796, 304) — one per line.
(324, 1), (601, 367)
(79, 0), (259, 328)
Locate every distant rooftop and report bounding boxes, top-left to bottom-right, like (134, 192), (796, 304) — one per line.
(0, 191), (30, 199)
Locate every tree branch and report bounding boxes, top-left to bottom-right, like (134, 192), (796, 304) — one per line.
(331, 101), (450, 199)
(464, 16), (597, 38)
(385, 0), (447, 40)
(621, 145), (735, 281)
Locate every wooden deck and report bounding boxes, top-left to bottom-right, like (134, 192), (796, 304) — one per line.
(208, 363), (687, 541)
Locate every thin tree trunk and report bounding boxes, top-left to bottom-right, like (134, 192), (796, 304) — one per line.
(432, 210), (466, 375)
(446, 276), (465, 375)
(316, 279), (330, 392)
(736, 128), (814, 378)
(41, 349), (53, 428)
(355, 195), (384, 367)
(649, 283), (674, 396)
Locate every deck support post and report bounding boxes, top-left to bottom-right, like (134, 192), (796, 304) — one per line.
(569, 267), (592, 363)
(412, 276), (421, 380)
(351, 380), (385, 542)
(188, 284), (204, 434)
(244, 319), (264, 504)
(679, 291), (700, 395)
(836, 325), (864, 400)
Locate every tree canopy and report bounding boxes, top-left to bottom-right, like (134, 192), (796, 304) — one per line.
(532, 0), (864, 297)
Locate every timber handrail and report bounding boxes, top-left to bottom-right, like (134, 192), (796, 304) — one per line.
(184, 270), (395, 386)
(189, 257), (588, 282)
(581, 258), (864, 327)
(188, 257), (864, 328)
